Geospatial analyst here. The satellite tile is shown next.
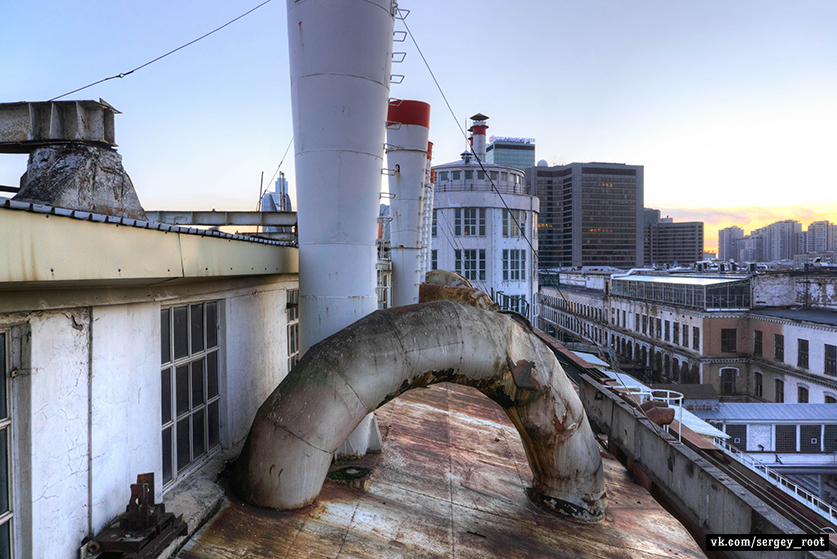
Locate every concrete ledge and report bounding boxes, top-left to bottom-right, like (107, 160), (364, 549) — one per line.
(579, 373), (831, 559)
(158, 446), (240, 559)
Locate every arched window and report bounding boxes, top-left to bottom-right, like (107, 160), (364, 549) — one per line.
(721, 367), (738, 395)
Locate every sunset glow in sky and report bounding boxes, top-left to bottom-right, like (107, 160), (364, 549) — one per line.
(2, 0), (835, 251)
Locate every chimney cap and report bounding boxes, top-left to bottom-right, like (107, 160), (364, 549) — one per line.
(470, 113), (489, 121)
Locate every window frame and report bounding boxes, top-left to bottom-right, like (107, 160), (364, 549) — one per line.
(160, 302), (222, 488)
(721, 328), (737, 353)
(797, 338), (809, 369)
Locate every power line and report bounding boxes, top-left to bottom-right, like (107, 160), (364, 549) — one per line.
(49, 0), (274, 102)
(400, 11), (598, 347)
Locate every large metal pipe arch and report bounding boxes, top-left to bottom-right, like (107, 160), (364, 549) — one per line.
(232, 300), (607, 520)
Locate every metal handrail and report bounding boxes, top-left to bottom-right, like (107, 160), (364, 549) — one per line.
(713, 437), (837, 524)
(611, 386), (683, 441)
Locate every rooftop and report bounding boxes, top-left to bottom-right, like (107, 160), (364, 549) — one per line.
(751, 308), (837, 327)
(694, 403), (837, 423)
(178, 384), (706, 559)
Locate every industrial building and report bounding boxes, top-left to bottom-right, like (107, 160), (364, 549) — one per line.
(525, 162), (644, 270)
(431, 114), (539, 316)
(537, 269), (837, 405)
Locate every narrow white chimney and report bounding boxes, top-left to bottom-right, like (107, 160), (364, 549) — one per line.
(386, 100), (430, 306)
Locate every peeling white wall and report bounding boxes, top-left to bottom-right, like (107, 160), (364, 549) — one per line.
(3, 276), (296, 559)
(225, 285), (292, 445)
(748, 424), (772, 452)
(90, 303), (161, 533)
(26, 309), (91, 559)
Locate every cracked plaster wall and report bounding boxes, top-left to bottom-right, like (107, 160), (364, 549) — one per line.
(4, 277), (296, 558)
(224, 286), (291, 445)
(26, 309), (90, 559)
(90, 303), (160, 533)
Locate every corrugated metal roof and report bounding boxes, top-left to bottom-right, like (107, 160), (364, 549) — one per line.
(611, 274), (748, 286)
(694, 403), (837, 422)
(751, 308), (837, 327)
(0, 198), (288, 246)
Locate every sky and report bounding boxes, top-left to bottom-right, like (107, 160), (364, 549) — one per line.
(2, 0), (836, 251)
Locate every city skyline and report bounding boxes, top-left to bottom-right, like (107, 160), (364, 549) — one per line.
(1, 1), (835, 253)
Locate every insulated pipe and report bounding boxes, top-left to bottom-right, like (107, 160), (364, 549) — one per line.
(386, 100), (430, 306)
(233, 301), (607, 520)
(288, 0), (396, 353)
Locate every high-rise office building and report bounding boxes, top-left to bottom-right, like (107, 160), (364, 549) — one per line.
(643, 211), (704, 266)
(526, 162), (644, 270)
(485, 136), (536, 171)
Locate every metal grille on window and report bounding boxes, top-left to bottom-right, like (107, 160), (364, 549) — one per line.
(161, 303), (221, 486)
(726, 424), (746, 451)
(800, 425), (821, 452)
(825, 425), (837, 452)
(0, 333), (12, 558)
(775, 424), (797, 453)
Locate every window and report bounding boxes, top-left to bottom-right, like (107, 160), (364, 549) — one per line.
(664, 320), (670, 341)
(692, 327), (700, 350)
(287, 290), (299, 370)
(456, 249), (486, 281)
(431, 209), (437, 237)
(464, 170), (473, 180)
(726, 425), (746, 450)
(682, 324), (689, 346)
(774, 334), (784, 362)
(673, 323), (679, 345)
(0, 333), (13, 555)
(438, 171), (448, 181)
(489, 171), (498, 180)
(721, 329), (737, 352)
(477, 171), (485, 180)
(452, 171), (461, 180)
(503, 249), (525, 281)
(161, 303), (221, 486)
(721, 368), (736, 395)
(454, 208), (485, 236)
(775, 378), (784, 403)
(826, 395), (837, 404)
(797, 339), (809, 369)
(656, 318), (661, 339)
(753, 330), (763, 357)
(635, 313), (640, 332)
(622, 310), (626, 327)
(775, 424), (796, 453)
(503, 209), (525, 237)
(642, 315), (647, 335)
(501, 172), (508, 181)
(754, 372), (763, 398)
(431, 249), (437, 271)
(798, 386), (809, 403)
(826, 345), (837, 376)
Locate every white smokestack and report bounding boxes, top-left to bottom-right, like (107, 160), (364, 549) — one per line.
(386, 100), (430, 306)
(287, 0), (397, 353)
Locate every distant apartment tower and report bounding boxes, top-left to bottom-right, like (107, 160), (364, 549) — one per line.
(485, 136), (536, 171)
(718, 226), (744, 261)
(643, 211), (704, 266)
(525, 162), (644, 269)
(807, 220), (836, 253)
(764, 220), (802, 262)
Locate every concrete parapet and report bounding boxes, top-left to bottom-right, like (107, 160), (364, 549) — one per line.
(579, 373), (830, 559)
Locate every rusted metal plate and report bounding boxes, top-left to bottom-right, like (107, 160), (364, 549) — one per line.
(180, 384), (706, 559)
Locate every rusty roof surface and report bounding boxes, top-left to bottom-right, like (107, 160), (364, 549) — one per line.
(179, 384), (706, 559)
